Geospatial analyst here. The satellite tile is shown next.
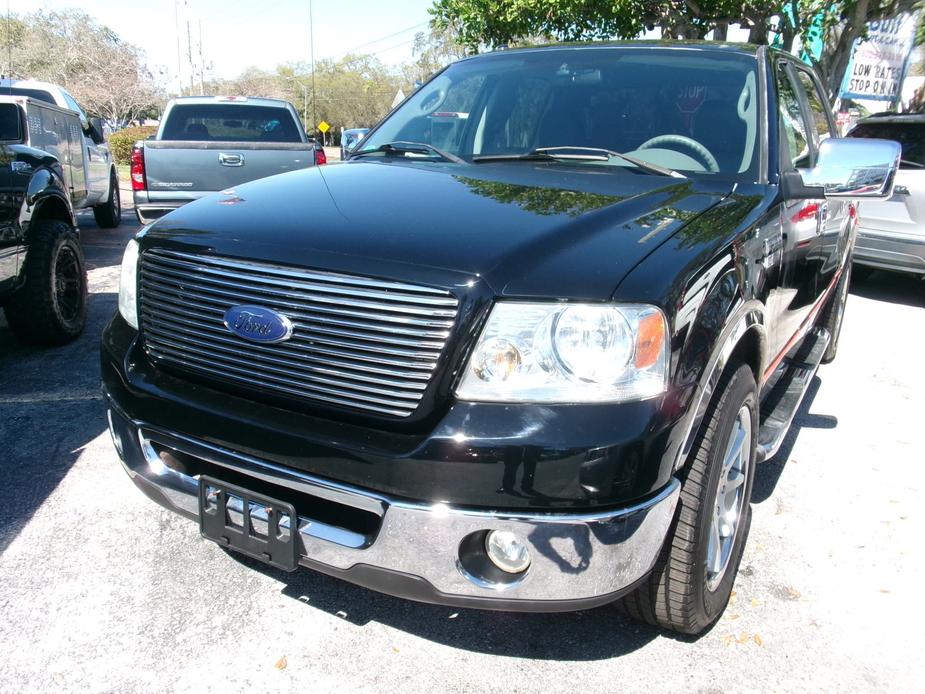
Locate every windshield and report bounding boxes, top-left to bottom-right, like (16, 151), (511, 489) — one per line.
(361, 47), (760, 178)
(161, 104), (302, 142)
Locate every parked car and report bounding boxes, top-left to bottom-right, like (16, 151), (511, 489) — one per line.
(0, 79), (121, 228)
(0, 101), (86, 345)
(340, 127), (369, 159)
(102, 42), (898, 635)
(130, 96), (316, 224)
(847, 113), (925, 279)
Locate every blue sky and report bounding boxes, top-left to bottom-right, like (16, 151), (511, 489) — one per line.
(12, 0), (435, 86)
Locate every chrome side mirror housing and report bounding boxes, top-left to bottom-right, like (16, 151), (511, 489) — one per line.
(800, 138), (901, 199)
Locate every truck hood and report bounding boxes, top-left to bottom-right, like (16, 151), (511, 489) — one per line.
(144, 160), (732, 299)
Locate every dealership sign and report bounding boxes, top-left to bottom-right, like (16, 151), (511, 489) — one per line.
(840, 14), (917, 102)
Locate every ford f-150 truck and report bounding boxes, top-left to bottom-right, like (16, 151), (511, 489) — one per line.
(131, 96), (316, 224)
(102, 42), (899, 634)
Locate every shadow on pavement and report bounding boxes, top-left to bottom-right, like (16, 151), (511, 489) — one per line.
(226, 551), (664, 659)
(0, 213), (136, 555)
(850, 269), (925, 308)
(752, 376), (836, 504)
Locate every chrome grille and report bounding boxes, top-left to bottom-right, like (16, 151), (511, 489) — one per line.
(138, 249), (459, 418)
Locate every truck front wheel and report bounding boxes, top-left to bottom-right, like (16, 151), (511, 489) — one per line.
(620, 363), (758, 634)
(93, 171), (122, 229)
(2, 220), (88, 345)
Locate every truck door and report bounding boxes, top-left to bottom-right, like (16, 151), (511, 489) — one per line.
(62, 90), (107, 205)
(771, 59), (846, 361)
(0, 105), (24, 289)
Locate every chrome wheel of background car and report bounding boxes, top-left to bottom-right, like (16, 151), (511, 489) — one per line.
(706, 405), (751, 591)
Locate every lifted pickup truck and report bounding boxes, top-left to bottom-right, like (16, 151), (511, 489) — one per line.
(1, 102), (86, 345)
(131, 96), (316, 224)
(102, 42), (899, 634)
(0, 79), (121, 228)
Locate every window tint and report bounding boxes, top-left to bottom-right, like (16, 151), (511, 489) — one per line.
(849, 121), (925, 167)
(8, 88), (55, 105)
(793, 69), (831, 148)
(0, 104), (22, 140)
(162, 104), (302, 142)
(777, 66), (810, 168)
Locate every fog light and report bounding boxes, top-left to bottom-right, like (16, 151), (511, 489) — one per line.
(485, 530), (531, 574)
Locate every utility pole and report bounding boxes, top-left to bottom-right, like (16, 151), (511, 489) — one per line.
(186, 19), (194, 95)
(309, 0), (316, 137)
(175, 0), (183, 95)
(198, 20), (204, 95)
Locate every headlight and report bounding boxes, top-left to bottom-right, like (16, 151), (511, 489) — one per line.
(118, 239), (139, 329)
(456, 302), (668, 403)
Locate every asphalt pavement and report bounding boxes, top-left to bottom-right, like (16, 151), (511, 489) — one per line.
(0, 194), (922, 692)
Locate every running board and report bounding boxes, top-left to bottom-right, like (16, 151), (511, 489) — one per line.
(756, 327), (831, 463)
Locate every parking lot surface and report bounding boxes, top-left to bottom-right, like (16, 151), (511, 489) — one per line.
(0, 199), (922, 692)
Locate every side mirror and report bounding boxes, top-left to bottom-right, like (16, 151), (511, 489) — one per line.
(800, 138), (901, 199)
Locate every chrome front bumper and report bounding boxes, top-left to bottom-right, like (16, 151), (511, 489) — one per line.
(107, 405), (680, 610)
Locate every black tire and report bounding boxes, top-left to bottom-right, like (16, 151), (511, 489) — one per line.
(2, 219), (88, 345)
(93, 171), (122, 228)
(620, 363), (758, 635)
(819, 260), (852, 364)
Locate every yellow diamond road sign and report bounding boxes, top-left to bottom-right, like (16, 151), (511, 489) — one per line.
(317, 121), (330, 134)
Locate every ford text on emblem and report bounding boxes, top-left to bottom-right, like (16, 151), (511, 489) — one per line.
(223, 305), (294, 344)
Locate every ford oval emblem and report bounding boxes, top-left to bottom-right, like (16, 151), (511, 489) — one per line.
(223, 305), (294, 344)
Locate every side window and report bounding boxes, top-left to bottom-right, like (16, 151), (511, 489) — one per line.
(793, 69), (832, 149)
(61, 90), (89, 129)
(776, 64), (810, 169)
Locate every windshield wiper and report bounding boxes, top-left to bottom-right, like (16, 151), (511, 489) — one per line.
(350, 141), (466, 164)
(474, 146), (685, 178)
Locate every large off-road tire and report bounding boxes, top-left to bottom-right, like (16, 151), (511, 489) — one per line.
(2, 219), (87, 345)
(92, 171), (122, 228)
(620, 363), (758, 635)
(819, 259), (852, 364)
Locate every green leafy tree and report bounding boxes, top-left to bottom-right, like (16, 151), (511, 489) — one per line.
(430, 0), (919, 102)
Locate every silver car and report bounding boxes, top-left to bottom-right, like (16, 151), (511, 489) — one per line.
(848, 114), (925, 278)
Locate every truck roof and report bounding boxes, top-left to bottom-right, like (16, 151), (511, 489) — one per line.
(167, 96), (294, 108)
(465, 39), (765, 61)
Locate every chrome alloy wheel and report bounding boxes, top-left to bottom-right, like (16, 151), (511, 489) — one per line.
(706, 405), (752, 591)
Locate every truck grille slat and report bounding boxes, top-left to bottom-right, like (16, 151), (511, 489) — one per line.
(139, 250), (459, 418)
(144, 254), (459, 315)
(140, 286), (449, 350)
(140, 281), (453, 338)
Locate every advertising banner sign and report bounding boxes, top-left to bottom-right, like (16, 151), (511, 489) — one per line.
(840, 14), (917, 102)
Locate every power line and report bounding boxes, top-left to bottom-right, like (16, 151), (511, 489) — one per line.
(339, 21), (428, 55)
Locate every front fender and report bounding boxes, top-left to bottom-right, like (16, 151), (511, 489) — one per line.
(613, 186), (777, 478)
(23, 164), (76, 233)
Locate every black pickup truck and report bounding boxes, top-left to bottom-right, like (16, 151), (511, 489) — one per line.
(1, 102), (86, 345)
(102, 42), (899, 634)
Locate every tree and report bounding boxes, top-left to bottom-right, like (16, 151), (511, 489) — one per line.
(2, 10), (162, 123)
(429, 0), (919, 103)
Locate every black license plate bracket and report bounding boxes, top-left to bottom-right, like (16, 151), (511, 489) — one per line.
(198, 475), (299, 572)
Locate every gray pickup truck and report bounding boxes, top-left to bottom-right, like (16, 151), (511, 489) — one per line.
(131, 96), (315, 224)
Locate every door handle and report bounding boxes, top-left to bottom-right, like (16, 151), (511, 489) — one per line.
(893, 185), (910, 196)
(219, 153), (244, 167)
